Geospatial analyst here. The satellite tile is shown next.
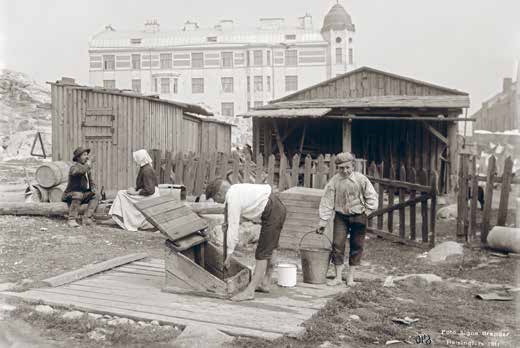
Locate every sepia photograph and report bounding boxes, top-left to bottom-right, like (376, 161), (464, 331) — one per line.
(0, 0), (519, 347)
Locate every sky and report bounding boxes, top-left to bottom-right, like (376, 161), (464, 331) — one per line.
(2, 0), (520, 114)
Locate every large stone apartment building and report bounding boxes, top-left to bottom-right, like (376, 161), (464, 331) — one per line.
(88, 3), (356, 118)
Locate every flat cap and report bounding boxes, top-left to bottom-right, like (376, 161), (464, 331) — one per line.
(335, 152), (355, 166)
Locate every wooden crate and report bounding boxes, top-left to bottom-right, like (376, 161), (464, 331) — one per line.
(164, 240), (251, 299)
(279, 187), (333, 250)
(135, 195), (208, 241)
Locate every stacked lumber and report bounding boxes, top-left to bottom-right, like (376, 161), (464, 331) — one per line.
(278, 187), (333, 250)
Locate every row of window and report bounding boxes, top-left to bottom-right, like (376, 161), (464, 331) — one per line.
(102, 49), (299, 71)
(102, 75), (298, 94)
(335, 48), (354, 65)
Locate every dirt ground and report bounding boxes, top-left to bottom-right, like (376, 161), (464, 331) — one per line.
(1, 159), (519, 347)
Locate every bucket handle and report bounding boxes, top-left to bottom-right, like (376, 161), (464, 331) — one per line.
(299, 229), (333, 250)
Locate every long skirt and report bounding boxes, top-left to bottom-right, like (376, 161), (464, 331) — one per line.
(109, 187), (160, 231)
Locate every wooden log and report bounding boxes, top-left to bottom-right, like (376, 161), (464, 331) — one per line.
(35, 161), (72, 188)
(0, 202), (110, 217)
(42, 253), (148, 287)
(497, 156), (514, 226)
(481, 156), (496, 244)
(48, 183), (68, 203)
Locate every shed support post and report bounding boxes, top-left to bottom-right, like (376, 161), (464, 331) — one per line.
(342, 119), (352, 153)
(447, 120), (459, 193)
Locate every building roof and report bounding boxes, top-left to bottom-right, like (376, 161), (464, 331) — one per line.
(89, 25), (325, 49)
(321, 3), (354, 33)
(49, 79), (213, 116)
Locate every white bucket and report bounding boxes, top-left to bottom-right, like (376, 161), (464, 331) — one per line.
(277, 263), (297, 287)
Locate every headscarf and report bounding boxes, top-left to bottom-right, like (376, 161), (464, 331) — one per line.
(133, 149), (153, 167)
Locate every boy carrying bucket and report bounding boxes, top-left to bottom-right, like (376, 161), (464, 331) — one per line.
(317, 152), (378, 286)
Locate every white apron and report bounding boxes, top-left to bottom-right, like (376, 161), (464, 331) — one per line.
(109, 187), (160, 231)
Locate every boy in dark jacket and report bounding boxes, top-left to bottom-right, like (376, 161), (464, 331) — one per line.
(62, 147), (99, 227)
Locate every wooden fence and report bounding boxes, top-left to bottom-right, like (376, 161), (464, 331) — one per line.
(366, 162), (438, 248)
(457, 154), (518, 244)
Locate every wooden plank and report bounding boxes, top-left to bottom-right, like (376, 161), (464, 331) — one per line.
(469, 156), (478, 241)
(377, 162), (384, 230)
(255, 154), (264, 184)
(279, 193), (321, 202)
(316, 155), (325, 189)
(267, 154), (275, 186)
(461, 154), (469, 240)
(291, 154), (300, 187)
(481, 156), (496, 243)
(42, 253), (148, 287)
(366, 228), (430, 250)
(421, 193), (428, 243)
(279, 154), (288, 191)
(366, 176), (431, 192)
(303, 155), (312, 187)
(497, 157), (513, 226)
(429, 171), (438, 247)
(387, 164), (396, 233)
(399, 165), (406, 239)
(174, 152), (184, 185)
(280, 200), (320, 209)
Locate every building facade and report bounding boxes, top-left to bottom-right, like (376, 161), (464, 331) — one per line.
(88, 3), (356, 118)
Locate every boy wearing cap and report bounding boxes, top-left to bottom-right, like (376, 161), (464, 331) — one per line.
(318, 152), (378, 286)
(62, 147), (99, 228)
(205, 179), (286, 301)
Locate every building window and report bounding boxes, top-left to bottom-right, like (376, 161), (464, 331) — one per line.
(285, 49), (297, 66)
(254, 76), (263, 92)
(254, 101), (263, 108)
(247, 76), (250, 92)
(285, 75), (298, 91)
(266, 76), (271, 92)
(192, 53), (204, 68)
(336, 37), (342, 44)
(247, 102), (252, 111)
(161, 78), (170, 93)
(131, 79), (141, 92)
(221, 77), (234, 93)
(192, 78), (204, 93)
(160, 53), (172, 69)
(153, 78), (158, 92)
(103, 80), (115, 89)
(246, 51), (250, 66)
(103, 55), (115, 70)
(207, 36), (217, 42)
(336, 48), (343, 64)
(130, 38), (142, 44)
(348, 48), (353, 64)
(131, 54), (141, 70)
(221, 102), (234, 117)
(222, 52), (233, 68)
(173, 78), (178, 94)
(253, 50), (263, 66)
(267, 50), (271, 66)
(285, 34), (296, 40)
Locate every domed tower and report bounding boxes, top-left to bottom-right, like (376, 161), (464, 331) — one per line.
(321, 2), (356, 78)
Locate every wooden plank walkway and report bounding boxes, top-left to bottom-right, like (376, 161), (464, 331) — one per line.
(2, 258), (340, 339)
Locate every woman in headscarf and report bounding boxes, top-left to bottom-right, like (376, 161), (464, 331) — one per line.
(109, 149), (160, 231)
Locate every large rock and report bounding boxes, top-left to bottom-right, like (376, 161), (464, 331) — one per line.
(384, 274), (443, 287)
(436, 204), (457, 220)
(171, 325), (233, 348)
(427, 241), (463, 263)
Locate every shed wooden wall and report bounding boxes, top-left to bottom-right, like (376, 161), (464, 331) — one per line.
(51, 84), (231, 190)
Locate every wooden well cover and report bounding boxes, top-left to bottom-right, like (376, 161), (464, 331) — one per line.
(135, 195), (208, 241)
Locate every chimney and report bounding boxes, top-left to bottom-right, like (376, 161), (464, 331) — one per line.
(183, 21), (199, 31)
(298, 13), (313, 29)
(259, 18), (285, 30)
(144, 19), (160, 33)
(219, 19), (234, 30)
(503, 77), (513, 93)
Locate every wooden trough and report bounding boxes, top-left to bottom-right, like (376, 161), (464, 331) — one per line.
(135, 195), (251, 299)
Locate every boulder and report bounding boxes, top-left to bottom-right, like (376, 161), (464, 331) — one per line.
(436, 204), (457, 220)
(34, 305), (54, 315)
(384, 274), (443, 287)
(171, 325), (233, 348)
(62, 311), (84, 320)
(427, 241), (463, 263)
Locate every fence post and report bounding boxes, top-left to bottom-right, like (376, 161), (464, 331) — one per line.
(279, 153), (288, 191)
(244, 152), (251, 184)
(267, 154), (275, 186)
(497, 156), (514, 226)
(329, 155), (337, 181)
(387, 163), (396, 233)
(317, 155), (325, 189)
(430, 170), (438, 247)
(409, 168), (417, 240)
(469, 156), (479, 241)
(208, 152), (217, 182)
(304, 155), (312, 188)
(377, 162), (384, 230)
(481, 155), (496, 244)
(231, 152), (240, 184)
(164, 151), (173, 184)
(399, 165), (406, 239)
(255, 153), (264, 184)
(291, 154), (300, 187)
(174, 151), (184, 185)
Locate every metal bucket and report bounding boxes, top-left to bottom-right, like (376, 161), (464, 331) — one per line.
(299, 231), (332, 284)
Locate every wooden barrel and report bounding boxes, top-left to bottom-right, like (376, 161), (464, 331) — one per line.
(35, 161), (72, 188)
(48, 183), (68, 203)
(26, 184), (49, 203)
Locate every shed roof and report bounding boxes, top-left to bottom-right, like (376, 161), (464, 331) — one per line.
(49, 79), (213, 116)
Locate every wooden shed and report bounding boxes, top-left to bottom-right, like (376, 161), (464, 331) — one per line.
(50, 78), (232, 191)
(242, 67), (473, 192)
